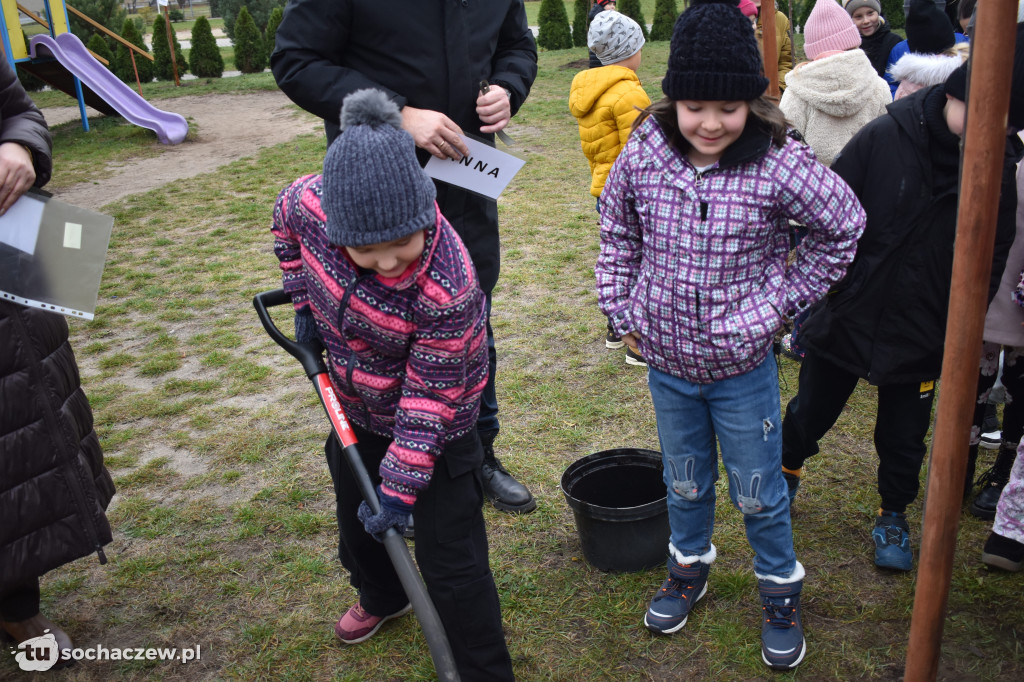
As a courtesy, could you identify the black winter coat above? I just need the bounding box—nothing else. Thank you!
[588,3,606,69]
[271,0,538,296]
[860,20,903,79]
[0,56,113,584]
[799,86,1019,385]
[0,303,115,583]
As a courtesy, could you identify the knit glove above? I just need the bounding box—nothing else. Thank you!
[294,306,318,344]
[357,489,413,542]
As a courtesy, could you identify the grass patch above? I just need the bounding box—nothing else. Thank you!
[17,38,1020,682]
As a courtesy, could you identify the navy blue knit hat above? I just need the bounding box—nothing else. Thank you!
[662,0,767,101]
[322,89,436,247]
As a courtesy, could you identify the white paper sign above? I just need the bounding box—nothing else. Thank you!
[424,136,526,200]
[156,0,169,6]
[0,194,45,254]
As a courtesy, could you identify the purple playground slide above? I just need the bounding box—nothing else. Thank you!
[29,33,188,145]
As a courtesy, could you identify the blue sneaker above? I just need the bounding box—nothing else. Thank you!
[873,511,912,571]
[643,560,709,634]
[758,578,806,670]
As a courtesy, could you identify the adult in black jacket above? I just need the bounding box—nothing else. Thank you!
[0,56,113,661]
[271,0,538,515]
[781,70,1020,572]
[588,0,616,68]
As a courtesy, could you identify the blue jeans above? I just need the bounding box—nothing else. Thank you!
[648,354,797,579]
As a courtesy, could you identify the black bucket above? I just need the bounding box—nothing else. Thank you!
[560,448,669,572]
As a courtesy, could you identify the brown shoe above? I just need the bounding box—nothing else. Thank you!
[1,614,75,669]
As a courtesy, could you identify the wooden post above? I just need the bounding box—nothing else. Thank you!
[904,2,1018,680]
[760,0,779,98]
[162,5,180,87]
[129,49,142,95]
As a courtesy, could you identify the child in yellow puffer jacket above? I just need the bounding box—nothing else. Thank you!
[569,10,650,365]
[569,10,650,201]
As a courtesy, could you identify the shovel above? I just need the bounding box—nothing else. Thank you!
[253,288,459,682]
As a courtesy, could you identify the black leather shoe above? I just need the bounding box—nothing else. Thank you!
[970,482,1005,520]
[481,456,536,513]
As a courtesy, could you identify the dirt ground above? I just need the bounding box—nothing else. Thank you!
[41,90,324,210]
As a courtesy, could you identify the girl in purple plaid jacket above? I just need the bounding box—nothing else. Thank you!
[594,0,865,670]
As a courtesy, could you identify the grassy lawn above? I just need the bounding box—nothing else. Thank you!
[8,37,1021,681]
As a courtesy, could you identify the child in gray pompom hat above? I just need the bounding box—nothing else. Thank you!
[321,88,437,247]
[270,89,514,677]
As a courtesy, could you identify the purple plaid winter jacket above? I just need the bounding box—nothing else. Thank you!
[597,115,866,384]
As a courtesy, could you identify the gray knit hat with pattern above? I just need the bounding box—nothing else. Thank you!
[322,89,436,247]
[589,11,645,66]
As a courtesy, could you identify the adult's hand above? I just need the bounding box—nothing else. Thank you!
[0,142,35,216]
[401,106,468,160]
[476,87,511,134]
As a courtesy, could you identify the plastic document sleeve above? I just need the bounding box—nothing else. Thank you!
[0,190,114,320]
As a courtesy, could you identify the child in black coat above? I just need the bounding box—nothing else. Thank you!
[781,32,1024,572]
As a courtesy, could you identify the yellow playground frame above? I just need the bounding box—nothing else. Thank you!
[1,0,71,62]
[2,0,159,133]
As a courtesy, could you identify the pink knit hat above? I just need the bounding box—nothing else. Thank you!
[804,0,862,61]
[737,0,758,17]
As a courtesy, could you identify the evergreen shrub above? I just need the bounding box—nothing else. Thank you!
[189,16,224,78]
[151,14,188,81]
[537,0,573,50]
[113,17,154,84]
[233,6,267,74]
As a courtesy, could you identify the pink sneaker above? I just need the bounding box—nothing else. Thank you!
[333,602,412,644]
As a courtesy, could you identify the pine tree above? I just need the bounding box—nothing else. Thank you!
[265,6,284,54]
[798,0,815,30]
[86,34,114,67]
[650,0,678,41]
[221,0,282,41]
[233,6,267,74]
[571,0,589,48]
[151,14,188,81]
[113,18,154,85]
[537,0,573,50]
[189,16,224,78]
[880,0,904,29]
[69,0,125,41]
[617,0,649,40]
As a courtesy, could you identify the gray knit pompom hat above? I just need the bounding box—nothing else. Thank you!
[322,89,436,247]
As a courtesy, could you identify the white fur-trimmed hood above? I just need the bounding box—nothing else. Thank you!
[783,49,888,118]
[889,52,964,88]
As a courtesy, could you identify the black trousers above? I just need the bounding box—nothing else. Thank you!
[782,350,936,514]
[324,427,514,681]
[0,577,40,622]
